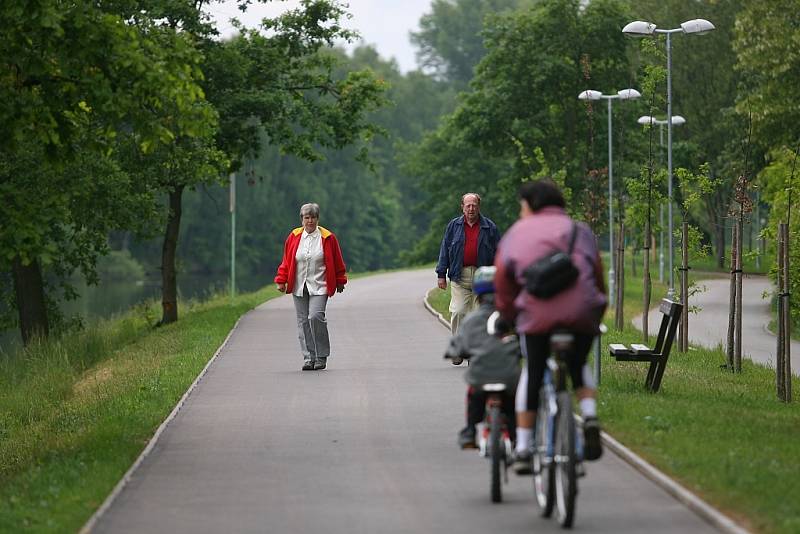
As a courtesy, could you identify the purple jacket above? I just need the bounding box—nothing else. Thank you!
[494,206,607,335]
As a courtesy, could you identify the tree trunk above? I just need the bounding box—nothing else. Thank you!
[160,185,184,326]
[11,256,49,344]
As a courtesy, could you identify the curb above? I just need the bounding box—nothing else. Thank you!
[422,290,750,534]
[422,288,452,330]
[79,316,245,533]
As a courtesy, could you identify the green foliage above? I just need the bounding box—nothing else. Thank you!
[758,146,800,321]
[675,163,720,260]
[405,0,633,262]
[734,1,800,149]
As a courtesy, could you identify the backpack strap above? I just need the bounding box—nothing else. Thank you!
[566,222,578,254]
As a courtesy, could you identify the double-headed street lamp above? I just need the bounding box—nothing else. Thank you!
[623,18,714,298]
[637,115,686,284]
[578,88,641,302]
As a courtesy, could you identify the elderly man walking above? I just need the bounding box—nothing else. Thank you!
[436,193,501,363]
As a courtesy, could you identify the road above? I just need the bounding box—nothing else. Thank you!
[636,274,798,375]
[89,269,719,533]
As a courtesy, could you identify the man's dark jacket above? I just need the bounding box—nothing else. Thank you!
[436,214,500,282]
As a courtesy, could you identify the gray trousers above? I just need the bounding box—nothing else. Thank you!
[292,285,330,362]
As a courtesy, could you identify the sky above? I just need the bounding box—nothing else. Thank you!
[208,0,434,73]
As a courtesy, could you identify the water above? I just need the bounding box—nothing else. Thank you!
[0,273,268,353]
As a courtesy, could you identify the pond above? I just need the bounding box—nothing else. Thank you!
[0,273,268,353]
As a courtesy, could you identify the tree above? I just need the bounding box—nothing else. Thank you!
[410,0,523,86]
[734,1,800,149]
[406,0,633,258]
[0,0,212,343]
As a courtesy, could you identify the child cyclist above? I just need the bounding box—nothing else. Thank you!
[444,266,522,449]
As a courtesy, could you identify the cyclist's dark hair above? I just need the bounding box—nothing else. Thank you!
[518,178,565,211]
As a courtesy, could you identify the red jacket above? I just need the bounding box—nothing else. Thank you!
[274,226,347,296]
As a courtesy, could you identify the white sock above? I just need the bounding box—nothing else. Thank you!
[516,428,532,452]
[580,398,597,419]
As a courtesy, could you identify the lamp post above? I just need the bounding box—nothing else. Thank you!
[624,18,714,298]
[229,172,236,300]
[637,115,686,284]
[578,88,642,303]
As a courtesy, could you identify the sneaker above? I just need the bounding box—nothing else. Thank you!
[302,360,315,371]
[458,426,477,449]
[451,356,464,366]
[314,359,327,370]
[512,449,533,475]
[583,417,603,461]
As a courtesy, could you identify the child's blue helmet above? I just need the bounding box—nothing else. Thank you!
[473,266,496,296]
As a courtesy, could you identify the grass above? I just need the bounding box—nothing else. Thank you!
[0,286,282,533]
[428,265,799,534]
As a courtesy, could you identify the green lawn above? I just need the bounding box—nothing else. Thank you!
[0,286,282,533]
[429,265,799,534]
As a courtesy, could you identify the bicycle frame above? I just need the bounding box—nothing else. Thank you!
[533,332,584,528]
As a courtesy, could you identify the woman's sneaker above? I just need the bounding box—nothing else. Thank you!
[583,417,603,461]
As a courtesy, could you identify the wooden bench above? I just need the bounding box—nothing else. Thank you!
[609,299,683,393]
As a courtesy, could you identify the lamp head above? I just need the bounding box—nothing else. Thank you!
[617,88,641,100]
[637,115,655,125]
[671,115,686,125]
[622,20,656,37]
[578,90,603,101]
[680,18,715,35]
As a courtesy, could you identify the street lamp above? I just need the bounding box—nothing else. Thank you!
[637,115,686,283]
[624,18,714,298]
[578,87,642,303]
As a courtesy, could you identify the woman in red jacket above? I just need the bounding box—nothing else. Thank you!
[275,203,347,371]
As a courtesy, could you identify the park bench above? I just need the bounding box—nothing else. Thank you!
[608,299,682,393]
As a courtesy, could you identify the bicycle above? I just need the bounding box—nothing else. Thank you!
[476,382,514,503]
[532,331,583,528]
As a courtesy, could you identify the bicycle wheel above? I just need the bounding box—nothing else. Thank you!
[489,405,502,503]
[554,391,577,528]
[532,388,555,516]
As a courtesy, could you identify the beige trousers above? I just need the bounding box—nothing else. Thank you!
[449,266,479,334]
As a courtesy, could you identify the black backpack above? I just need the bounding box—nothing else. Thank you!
[522,223,579,299]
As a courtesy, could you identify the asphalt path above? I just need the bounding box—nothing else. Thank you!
[90,269,719,533]
[635,274,798,376]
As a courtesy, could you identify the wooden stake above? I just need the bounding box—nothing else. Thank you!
[680,222,689,352]
[777,223,786,400]
[735,217,743,373]
[726,222,736,370]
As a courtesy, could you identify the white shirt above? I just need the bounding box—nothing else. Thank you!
[294,228,327,296]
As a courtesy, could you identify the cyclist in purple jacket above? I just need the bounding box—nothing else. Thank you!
[494,179,608,472]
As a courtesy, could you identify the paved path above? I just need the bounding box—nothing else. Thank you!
[90,270,720,533]
[635,274,798,375]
